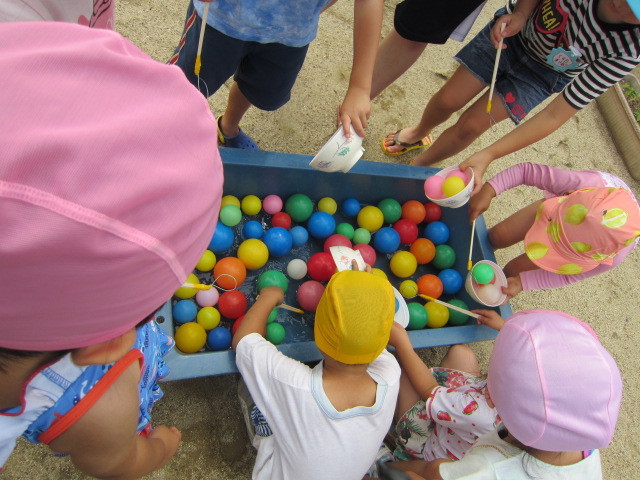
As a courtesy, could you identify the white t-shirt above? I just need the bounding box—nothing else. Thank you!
[0,0,114,29]
[439,430,603,480]
[235,333,401,480]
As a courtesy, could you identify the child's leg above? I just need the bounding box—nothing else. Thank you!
[220,83,253,137]
[439,344,481,377]
[503,253,538,277]
[395,371,422,421]
[488,199,544,249]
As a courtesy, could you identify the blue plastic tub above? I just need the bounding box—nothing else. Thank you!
[157,148,511,380]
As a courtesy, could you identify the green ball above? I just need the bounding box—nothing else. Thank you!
[431,244,456,270]
[285,193,314,222]
[267,308,278,324]
[257,270,289,293]
[407,302,428,330]
[377,198,402,224]
[336,222,355,240]
[266,323,286,345]
[447,299,470,326]
[472,263,495,285]
[219,204,242,227]
[353,227,371,245]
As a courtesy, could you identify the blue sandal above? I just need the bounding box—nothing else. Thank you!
[216,115,260,150]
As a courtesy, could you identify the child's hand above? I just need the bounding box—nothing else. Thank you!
[148,425,182,467]
[351,259,372,272]
[501,276,523,302]
[388,322,410,349]
[257,286,285,306]
[468,183,497,222]
[339,86,370,138]
[473,309,505,331]
[490,12,527,48]
[459,151,493,196]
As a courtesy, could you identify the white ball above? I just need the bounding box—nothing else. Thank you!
[478,284,502,305]
[287,259,307,280]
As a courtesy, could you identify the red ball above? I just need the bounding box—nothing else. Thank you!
[353,243,376,266]
[272,212,292,229]
[417,274,443,299]
[297,280,325,311]
[401,200,426,224]
[307,252,337,282]
[218,290,248,319]
[424,202,442,223]
[231,315,244,335]
[393,219,419,245]
[323,234,352,253]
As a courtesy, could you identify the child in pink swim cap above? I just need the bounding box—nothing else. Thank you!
[0,22,222,477]
[468,162,640,302]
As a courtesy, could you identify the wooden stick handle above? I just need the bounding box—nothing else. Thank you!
[486,22,506,113]
[418,294,480,319]
[278,303,305,314]
[468,219,476,271]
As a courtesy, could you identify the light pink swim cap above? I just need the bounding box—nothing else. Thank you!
[0,23,223,350]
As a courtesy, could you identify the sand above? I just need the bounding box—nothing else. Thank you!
[2,1,638,479]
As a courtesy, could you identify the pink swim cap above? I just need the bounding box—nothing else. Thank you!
[0,23,223,350]
[488,309,622,451]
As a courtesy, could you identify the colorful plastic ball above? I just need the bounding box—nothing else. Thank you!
[390,251,418,278]
[173,299,198,324]
[446,169,468,181]
[175,322,207,353]
[352,228,371,245]
[307,252,336,282]
[424,221,450,245]
[232,315,244,335]
[263,194,283,215]
[425,301,449,328]
[399,280,419,299]
[472,263,495,285]
[287,258,307,280]
[342,198,361,217]
[243,220,264,239]
[237,239,269,270]
[285,193,314,222]
[221,195,240,208]
[241,195,262,215]
[266,323,286,345]
[297,280,325,311]
[353,243,376,266]
[213,256,247,290]
[431,244,456,270]
[447,299,470,326]
[417,274,443,299]
[195,249,216,272]
[206,326,232,351]
[373,227,401,254]
[407,303,428,330]
[393,219,419,245]
[401,200,426,224]
[196,288,219,307]
[290,226,309,247]
[423,202,442,223]
[478,284,503,305]
[307,211,336,239]
[336,222,355,239]
[410,238,436,264]
[371,268,388,280]
[438,269,463,295]
[257,270,289,293]
[377,198,403,223]
[442,176,466,197]
[174,273,199,299]
[357,206,384,232]
[209,222,234,254]
[318,197,338,215]
[263,227,294,257]
[217,290,248,319]
[197,306,221,330]
[424,176,445,199]
[219,204,242,227]
[272,211,292,230]
[323,234,352,253]
[267,308,278,324]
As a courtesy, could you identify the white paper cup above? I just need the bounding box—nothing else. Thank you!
[424,166,474,208]
[464,260,507,307]
[310,127,364,173]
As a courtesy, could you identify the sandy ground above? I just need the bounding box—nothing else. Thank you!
[3,1,639,479]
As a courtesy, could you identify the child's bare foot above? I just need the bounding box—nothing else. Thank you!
[381,127,432,156]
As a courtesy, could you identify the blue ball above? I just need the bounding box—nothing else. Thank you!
[307,211,336,239]
[438,269,463,295]
[424,221,450,245]
[243,220,264,239]
[206,326,232,351]
[172,300,197,324]
[263,227,294,257]
[209,222,234,253]
[373,227,401,254]
[342,198,361,217]
[290,225,309,247]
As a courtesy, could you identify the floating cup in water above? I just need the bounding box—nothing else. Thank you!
[424,166,474,208]
[465,260,507,307]
[310,127,364,173]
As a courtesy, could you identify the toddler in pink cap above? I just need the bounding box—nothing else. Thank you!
[0,22,222,478]
[468,162,640,302]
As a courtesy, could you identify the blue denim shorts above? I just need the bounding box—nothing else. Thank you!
[454,9,571,124]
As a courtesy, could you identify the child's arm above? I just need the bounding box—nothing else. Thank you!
[473,309,506,331]
[490,0,540,48]
[232,286,284,349]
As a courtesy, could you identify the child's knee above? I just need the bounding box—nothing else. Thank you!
[455,113,489,141]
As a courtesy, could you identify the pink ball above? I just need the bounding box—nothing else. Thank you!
[353,243,376,266]
[393,219,419,245]
[323,234,352,253]
[196,288,219,307]
[263,194,283,215]
[424,175,444,199]
[307,252,337,282]
[297,280,325,312]
[446,169,469,184]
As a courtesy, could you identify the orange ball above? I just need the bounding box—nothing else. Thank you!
[417,274,443,299]
[410,238,436,264]
[213,257,247,290]
[401,200,427,224]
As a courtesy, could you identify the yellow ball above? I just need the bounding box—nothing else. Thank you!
[425,301,449,328]
[196,250,216,271]
[241,195,262,215]
[197,307,221,330]
[389,251,418,278]
[237,239,269,270]
[371,268,388,280]
[174,322,207,353]
[357,206,384,232]
[174,273,199,299]
[318,197,338,215]
[399,280,418,299]
[442,177,466,197]
[221,195,241,208]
